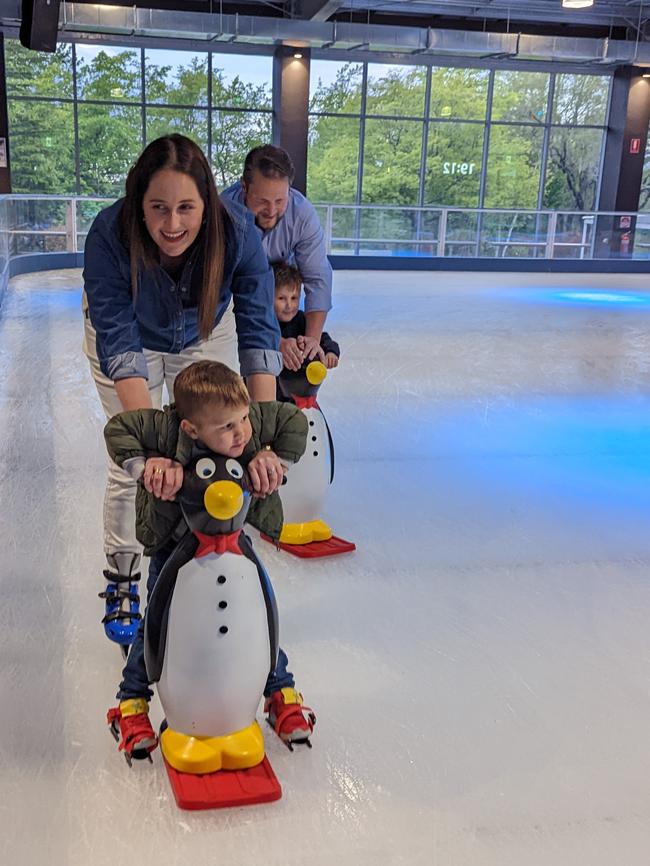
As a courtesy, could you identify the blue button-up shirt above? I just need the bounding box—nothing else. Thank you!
[83,196,282,381]
[221,182,332,314]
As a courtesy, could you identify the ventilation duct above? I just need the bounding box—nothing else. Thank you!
[0,1,649,67]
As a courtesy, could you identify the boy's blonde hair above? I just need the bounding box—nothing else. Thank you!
[173,361,249,421]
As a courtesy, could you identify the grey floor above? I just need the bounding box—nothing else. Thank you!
[2,268,650,865]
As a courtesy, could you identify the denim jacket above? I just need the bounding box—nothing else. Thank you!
[83,196,282,381]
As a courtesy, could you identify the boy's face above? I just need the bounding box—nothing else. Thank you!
[274,282,301,323]
[181,402,252,457]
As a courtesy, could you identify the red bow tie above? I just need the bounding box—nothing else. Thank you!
[194,530,242,558]
[294,395,318,409]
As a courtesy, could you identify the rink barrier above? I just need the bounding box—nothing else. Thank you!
[1,196,650,306]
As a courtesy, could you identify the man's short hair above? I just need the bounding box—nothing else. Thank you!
[174,361,249,421]
[243,145,295,185]
[272,261,302,291]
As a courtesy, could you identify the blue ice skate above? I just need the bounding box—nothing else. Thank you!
[99,553,141,653]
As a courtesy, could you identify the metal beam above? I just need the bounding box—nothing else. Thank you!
[298,0,344,22]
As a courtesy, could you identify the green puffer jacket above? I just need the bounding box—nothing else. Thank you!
[104,401,308,554]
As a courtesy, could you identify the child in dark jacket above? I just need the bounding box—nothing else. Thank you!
[273,261,340,373]
[103,360,315,761]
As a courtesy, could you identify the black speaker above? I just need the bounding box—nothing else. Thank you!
[19,0,61,53]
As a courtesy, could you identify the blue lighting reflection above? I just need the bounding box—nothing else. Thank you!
[550,290,650,307]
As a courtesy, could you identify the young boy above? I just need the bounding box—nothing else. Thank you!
[103,360,315,760]
[273,261,340,373]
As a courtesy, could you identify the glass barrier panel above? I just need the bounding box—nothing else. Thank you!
[3,196,650,266]
[552,212,592,259]
[479,212,549,258]
[77,199,114,234]
[445,211,478,256]
[8,198,67,228]
[329,207,356,254]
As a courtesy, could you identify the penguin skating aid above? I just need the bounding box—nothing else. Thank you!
[265,360,356,558]
[142,453,283,809]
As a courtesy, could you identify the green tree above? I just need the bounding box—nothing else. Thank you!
[211,67,272,187]
[543,128,602,210]
[76,49,143,196]
[5,40,75,194]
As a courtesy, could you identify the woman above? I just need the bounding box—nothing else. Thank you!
[83,134,281,645]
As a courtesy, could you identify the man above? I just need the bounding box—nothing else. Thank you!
[221,145,333,371]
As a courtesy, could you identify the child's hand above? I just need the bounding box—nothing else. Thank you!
[297,334,325,363]
[247,449,285,498]
[325,352,339,369]
[143,457,184,501]
[280,337,303,371]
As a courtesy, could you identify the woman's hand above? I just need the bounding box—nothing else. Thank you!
[280,337,303,371]
[297,334,325,363]
[324,352,339,369]
[247,448,285,498]
[143,457,184,501]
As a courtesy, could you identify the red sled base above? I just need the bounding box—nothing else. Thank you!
[163,755,282,810]
[262,534,356,558]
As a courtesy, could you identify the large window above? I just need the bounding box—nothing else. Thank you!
[543,75,610,211]
[5,40,273,195]
[424,122,484,208]
[308,59,363,207]
[484,125,544,209]
[5,40,612,217]
[307,60,610,214]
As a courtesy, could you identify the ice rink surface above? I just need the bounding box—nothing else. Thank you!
[2,267,650,865]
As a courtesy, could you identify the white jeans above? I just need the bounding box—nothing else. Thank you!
[83,295,239,562]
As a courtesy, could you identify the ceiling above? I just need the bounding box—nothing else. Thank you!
[327,0,650,33]
[63,0,650,41]
[3,0,650,65]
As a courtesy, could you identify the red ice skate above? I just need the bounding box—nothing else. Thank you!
[107,698,158,766]
[264,687,316,750]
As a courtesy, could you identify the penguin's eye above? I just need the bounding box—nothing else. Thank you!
[195,458,216,479]
[225,459,244,479]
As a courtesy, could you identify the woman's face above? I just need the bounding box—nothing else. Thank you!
[142,168,205,260]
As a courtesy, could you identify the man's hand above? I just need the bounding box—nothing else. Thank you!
[280,336,303,371]
[297,334,325,363]
[324,352,339,369]
[247,448,285,498]
[143,457,184,501]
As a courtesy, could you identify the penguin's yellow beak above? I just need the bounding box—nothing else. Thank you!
[204,480,244,520]
[306,361,327,385]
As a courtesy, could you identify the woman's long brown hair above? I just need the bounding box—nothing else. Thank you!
[120,134,226,341]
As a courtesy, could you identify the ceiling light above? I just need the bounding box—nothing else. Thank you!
[561,0,594,8]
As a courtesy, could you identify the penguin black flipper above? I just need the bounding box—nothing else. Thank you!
[240,532,279,674]
[321,407,335,484]
[144,529,199,683]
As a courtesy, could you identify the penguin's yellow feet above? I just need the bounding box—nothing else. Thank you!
[160,720,265,774]
[279,519,333,545]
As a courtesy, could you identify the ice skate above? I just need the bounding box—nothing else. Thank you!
[99,553,141,654]
[264,687,316,750]
[107,698,158,766]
